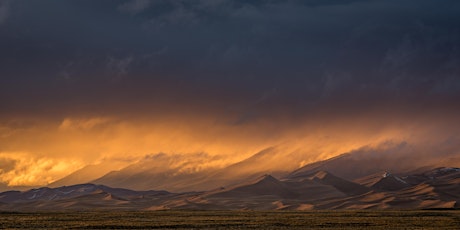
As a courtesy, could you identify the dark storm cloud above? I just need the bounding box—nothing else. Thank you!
[1,0,460,120]
[0,0,10,24]
[118,0,152,14]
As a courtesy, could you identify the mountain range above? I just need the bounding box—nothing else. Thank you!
[51,143,460,193]
[1,148,459,211]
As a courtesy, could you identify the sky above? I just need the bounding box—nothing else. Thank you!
[1,0,460,188]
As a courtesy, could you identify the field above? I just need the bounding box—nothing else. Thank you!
[0,210,459,229]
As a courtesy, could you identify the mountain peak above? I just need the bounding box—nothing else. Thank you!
[371,173,409,191]
[248,174,282,187]
[382,172,391,178]
[258,174,277,182]
[310,170,331,180]
[305,170,369,196]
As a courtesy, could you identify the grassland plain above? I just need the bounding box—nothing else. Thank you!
[0,210,459,229]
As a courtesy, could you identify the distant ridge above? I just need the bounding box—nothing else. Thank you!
[0,156,458,210]
[208,174,295,198]
[45,145,460,194]
[306,171,369,195]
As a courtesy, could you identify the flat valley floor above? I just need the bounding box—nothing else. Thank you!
[0,210,459,229]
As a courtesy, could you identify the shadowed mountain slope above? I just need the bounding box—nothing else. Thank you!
[355,172,410,191]
[0,161,458,211]
[91,148,301,192]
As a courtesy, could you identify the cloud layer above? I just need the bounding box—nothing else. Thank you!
[0,0,459,187]
[1,0,459,117]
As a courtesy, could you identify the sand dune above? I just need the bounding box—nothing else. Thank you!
[0,162,458,211]
[289,170,369,195]
[356,172,410,191]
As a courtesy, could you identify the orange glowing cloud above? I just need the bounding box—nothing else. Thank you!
[0,152,83,186]
[0,104,459,188]
[59,117,113,131]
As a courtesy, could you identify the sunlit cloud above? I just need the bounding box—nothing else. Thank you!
[59,117,112,131]
[0,103,458,188]
[0,152,83,186]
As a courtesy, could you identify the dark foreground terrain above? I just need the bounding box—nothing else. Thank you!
[0,210,459,229]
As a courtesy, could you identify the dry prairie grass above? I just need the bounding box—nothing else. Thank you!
[0,210,459,229]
